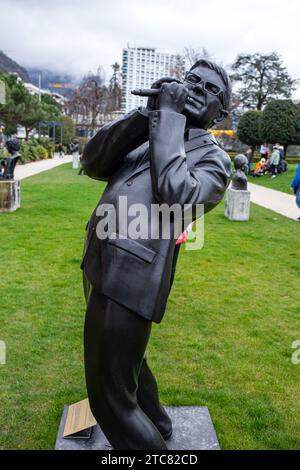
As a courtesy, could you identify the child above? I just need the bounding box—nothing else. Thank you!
[254,158,266,176]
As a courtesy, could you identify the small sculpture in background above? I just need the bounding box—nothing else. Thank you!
[70,140,80,170]
[0,138,22,180]
[231,154,249,191]
[225,153,250,221]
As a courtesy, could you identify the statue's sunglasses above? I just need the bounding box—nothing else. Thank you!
[184,72,225,108]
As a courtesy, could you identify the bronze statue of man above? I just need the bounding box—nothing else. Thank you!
[81,60,232,450]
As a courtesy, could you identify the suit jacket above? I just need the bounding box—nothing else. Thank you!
[81,108,232,323]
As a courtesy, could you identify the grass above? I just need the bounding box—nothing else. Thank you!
[248,163,298,194]
[0,163,300,450]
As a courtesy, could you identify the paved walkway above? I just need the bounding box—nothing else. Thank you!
[14,154,72,180]
[248,182,299,221]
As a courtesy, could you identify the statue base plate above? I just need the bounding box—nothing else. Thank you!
[225,187,250,221]
[55,405,220,450]
[0,179,20,212]
[72,152,79,169]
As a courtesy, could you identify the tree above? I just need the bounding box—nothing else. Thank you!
[170,54,186,81]
[237,110,263,154]
[0,73,44,138]
[26,94,61,139]
[67,66,108,133]
[58,114,75,145]
[183,47,213,69]
[170,47,215,80]
[261,100,300,149]
[0,72,61,138]
[231,52,296,110]
[13,92,61,140]
[18,93,44,139]
[107,62,122,112]
[0,72,28,134]
[41,93,61,117]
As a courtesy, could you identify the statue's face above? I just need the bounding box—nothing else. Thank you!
[242,163,249,174]
[182,65,226,129]
[234,155,249,173]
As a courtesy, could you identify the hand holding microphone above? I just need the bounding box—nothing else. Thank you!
[131,77,189,114]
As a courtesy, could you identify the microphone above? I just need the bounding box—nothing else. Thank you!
[131,88,160,97]
[131,78,184,97]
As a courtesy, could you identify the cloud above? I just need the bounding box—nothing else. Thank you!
[1,0,300,97]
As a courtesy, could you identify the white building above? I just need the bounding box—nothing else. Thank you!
[24,81,50,97]
[121,46,178,114]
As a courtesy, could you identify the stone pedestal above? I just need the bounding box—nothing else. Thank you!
[55,405,220,450]
[225,187,250,221]
[72,152,79,169]
[0,180,20,212]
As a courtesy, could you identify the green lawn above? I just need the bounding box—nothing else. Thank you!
[249,163,298,194]
[0,163,300,450]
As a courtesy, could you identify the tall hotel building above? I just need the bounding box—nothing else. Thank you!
[121,46,178,114]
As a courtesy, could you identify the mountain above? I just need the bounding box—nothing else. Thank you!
[27,67,80,95]
[0,50,30,82]
[0,51,81,95]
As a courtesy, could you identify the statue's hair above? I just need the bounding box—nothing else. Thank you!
[6,138,20,153]
[234,154,248,169]
[190,59,232,111]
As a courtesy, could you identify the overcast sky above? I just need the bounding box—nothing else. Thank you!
[1,0,300,96]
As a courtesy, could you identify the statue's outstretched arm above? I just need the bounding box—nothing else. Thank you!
[82,109,148,181]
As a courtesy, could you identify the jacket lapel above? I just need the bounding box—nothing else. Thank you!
[184,134,212,153]
[128,132,214,180]
[129,148,150,179]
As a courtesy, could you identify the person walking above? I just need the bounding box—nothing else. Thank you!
[278,144,284,161]
[291,162,300,221]
[260,143,269,159]
[270,144,280,178]
[58,143,64,158]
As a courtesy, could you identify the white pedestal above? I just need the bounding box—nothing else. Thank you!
[225,187,250,221]
[0,180,21,212]
[72,152,79,169]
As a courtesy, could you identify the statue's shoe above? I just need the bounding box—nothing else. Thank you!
[154,419,172,441]
[162,428,173,441]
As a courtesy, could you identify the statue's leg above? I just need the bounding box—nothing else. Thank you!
[82,270,92,304]
[137,358,172,440]
[84,287,168,450]
[134,245,180,440]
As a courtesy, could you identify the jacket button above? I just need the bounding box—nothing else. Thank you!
[127,181,133,186]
